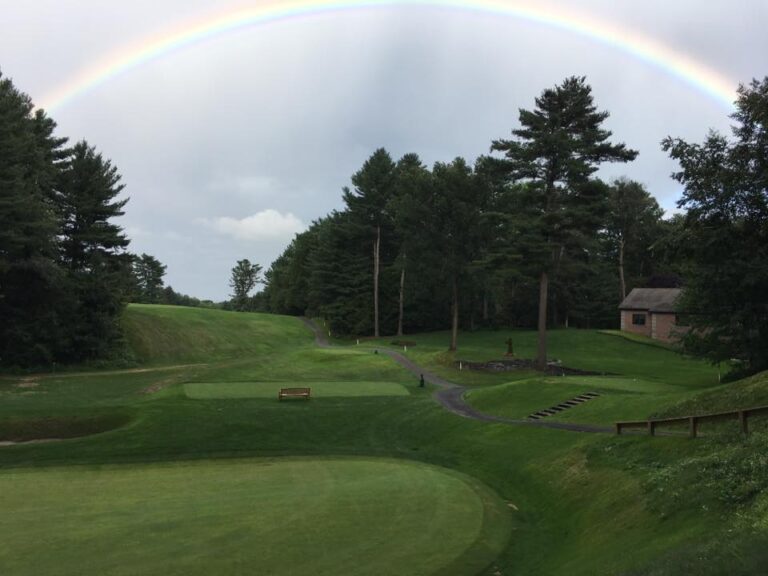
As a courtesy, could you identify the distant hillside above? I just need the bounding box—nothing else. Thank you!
[122,304,311,365]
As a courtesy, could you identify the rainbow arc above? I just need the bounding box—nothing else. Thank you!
[39,0,738,112]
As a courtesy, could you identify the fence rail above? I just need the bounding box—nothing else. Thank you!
[615,405,768,438]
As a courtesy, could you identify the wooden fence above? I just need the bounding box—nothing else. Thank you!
[615,405,768,438]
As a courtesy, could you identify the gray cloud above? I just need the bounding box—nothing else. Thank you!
[2,0,764,299]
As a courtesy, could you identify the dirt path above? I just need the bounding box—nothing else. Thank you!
[301,318,612,434]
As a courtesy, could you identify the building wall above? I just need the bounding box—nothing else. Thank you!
[652,313,687,343]
[620,310,651,338]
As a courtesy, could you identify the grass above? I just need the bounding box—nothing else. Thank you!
[343,328,718,388]
[465,375,697,425]
[122,304,312,365]
[0,457,510,576]
[1,304,766,575]
[184,381,411,399]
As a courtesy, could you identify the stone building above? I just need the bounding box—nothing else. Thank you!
[618,288,685,343]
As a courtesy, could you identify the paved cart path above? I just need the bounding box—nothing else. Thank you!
[301,318,612,434]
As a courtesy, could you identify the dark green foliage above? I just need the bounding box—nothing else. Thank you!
[492,76,637,365]
[606,178,666,300]
[663,77,768,373]
[342,148,398,337]
[307,212,372,334]
[264,79,644,346]
[0,72,69,365]
[229,258,262,311]
[0,73,131,367]
[57,141,133,362]
[623,530,768,576]
[132,253,167,303]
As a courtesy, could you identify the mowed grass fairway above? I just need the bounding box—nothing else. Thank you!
[2,304,765,575]
[0,458,509,576]
[185,381,410,399]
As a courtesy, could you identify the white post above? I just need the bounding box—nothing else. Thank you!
[404,345,407,352]
[357,339,360,345]
[459,362,463,371]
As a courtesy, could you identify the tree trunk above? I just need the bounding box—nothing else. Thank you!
[482,291,489,322]
[373,225,380,338]
[397,252,405,337]
[450,276,459,351]
[537,270,549,370]
[618,236,626,301]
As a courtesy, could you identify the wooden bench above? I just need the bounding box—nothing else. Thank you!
[278,387,311,401]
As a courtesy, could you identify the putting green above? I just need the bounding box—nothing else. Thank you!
[184,380,410,399]
[0,457,510,576]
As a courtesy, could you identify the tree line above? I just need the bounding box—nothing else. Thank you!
[3,68,766,375]
[262,75,768,375]
[262,77,672,367]
[1,71,133,367]
[0,73,218,368]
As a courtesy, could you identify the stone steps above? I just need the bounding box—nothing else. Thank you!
[527,392,601,420]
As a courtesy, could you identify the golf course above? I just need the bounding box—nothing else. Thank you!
[2,304,768,575]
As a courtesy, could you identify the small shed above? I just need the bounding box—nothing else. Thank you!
[618,288,684,343]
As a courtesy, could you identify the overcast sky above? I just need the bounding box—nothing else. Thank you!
[2,0,766,300]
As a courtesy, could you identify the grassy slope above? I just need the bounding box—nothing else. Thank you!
[1,306,765,575]
[340,327,717,388]
[122,304,312,365]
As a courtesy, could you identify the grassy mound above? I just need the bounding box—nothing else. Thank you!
[466,375,695,425]
[122,305,311,365]
[0,457,511,576]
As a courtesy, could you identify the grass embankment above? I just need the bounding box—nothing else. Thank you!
[2,305,767,574]
[123,304,312,365]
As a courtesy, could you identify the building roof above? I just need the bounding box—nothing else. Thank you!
[618,288,682,313]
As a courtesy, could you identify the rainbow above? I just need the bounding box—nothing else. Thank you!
[39,0,738,112]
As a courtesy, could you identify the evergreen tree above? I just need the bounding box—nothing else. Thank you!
[307,212,371,334]
[492,76,637,369]
[132,253,167,303]
[400,158,486,350]
[342,148,397,337]
[58,141,132,361]
[391,153,431,336]
[0,72,69,365]
[263,225,318,316]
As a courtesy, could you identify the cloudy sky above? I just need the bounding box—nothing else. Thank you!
[2,0,766,300]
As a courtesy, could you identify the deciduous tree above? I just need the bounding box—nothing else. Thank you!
[229,259,262,311]
[663,77,768,374]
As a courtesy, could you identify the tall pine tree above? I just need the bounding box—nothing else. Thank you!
[0,72,69,365]
[342,148,396,337]
[58,141,132,361]
[492,77,637,369]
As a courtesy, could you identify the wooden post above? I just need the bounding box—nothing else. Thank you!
[739,410,749,435]
[615,423,622,435]
[647,421,656,436]
[689,416,698,439]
